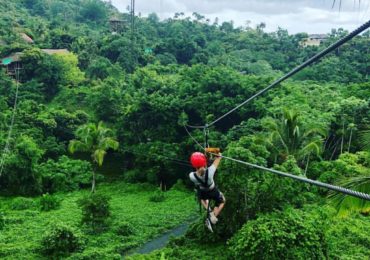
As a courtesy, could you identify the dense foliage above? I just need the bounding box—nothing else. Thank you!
[227,207,328,259]
[0,0,369,259]
[40,223,85,257]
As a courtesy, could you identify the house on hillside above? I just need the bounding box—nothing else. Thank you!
[19,33,34,44]
[1,49,70,77]
[300,34,328,47]
[1,52,22,76]
[109,16,125,34]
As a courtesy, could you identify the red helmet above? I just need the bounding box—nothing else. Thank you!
[190,152,207,168]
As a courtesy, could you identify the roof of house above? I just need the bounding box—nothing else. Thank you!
[41,49,70,55]
[109,17,123,22]
[19,33,34,43]
[1,52,22,65]
[1,49,70,65]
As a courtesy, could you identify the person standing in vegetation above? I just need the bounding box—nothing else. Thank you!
[189,152,225,232]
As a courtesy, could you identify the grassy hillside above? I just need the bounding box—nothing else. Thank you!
[0,182,196,259]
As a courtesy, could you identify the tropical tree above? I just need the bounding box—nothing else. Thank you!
[263,109,326,170]
[68,121,119,192]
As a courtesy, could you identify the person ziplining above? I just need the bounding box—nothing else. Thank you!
[189,149,225,232]
[183,20,370,227]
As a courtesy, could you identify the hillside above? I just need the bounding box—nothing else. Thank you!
[0,0,369,259]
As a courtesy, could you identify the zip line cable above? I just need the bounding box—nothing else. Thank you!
[184,125,370,201]
[0,68,21,177]
[184,19,370,200]
[187,19,370,129]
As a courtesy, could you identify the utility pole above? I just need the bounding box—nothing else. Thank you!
[130,0,137,72]
[131,0,135,40]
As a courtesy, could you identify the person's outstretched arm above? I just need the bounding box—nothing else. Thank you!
[212,153,222,169]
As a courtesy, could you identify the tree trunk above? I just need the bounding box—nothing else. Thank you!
[340,121,345,154]
[330,142,339,160]
[348,128,353,153]
[92,170,96,193]
[304,154,310,176]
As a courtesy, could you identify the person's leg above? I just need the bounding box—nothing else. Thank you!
[213,192,226,217]
[201,199,209,210]
[213,202,225,217]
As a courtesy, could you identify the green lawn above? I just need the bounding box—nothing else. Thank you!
[0,182,197,259]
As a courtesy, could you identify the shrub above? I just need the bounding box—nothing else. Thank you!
[40,223,84,257]
[227,207,328,260]
[39,193,61,211]
[149,190,166,202]
[115,222,136,236]
[77,193,111,230]
[0,135,44,195]
[36,156,94,193]
[184,219,223,244]
[11,197,37,210]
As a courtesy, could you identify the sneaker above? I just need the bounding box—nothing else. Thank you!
[219,192,225,202]
[205,218,213,232]
[209,212,218,224]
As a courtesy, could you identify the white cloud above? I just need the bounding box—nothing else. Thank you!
[110,0,370,33]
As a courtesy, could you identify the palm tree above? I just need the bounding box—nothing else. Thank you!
[69,121,119,193]
[264,109,326,170]
[329,175,370,217]
[347,123,356,152]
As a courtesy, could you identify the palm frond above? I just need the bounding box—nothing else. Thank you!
[99,137,119,151]
[303,127,327,138]
[328,175,370,217]
[93,149,107,167]
[68,140,90,154]
[358,129,370,151]
[300,141,322,156]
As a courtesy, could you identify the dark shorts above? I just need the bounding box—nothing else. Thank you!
[197,187,225,206]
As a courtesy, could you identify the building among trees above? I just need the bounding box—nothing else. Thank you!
[300,34,328,47]
[1,49,70,77]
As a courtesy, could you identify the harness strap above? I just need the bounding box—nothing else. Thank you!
[193,169,212,189]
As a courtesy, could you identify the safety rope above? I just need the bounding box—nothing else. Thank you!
[184,125,370,201]
[0,68,21,177]
[187,19,370,129]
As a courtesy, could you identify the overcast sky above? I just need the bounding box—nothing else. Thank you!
[110,0,370,34]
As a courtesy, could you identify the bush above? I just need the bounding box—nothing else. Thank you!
[227,207,328,260]
[77,193,111,230]
[40,223,84,257]
[184,219,224,244]
[0,135,44,195]
[149,190,166,202]
[36,156,94,193]
[11,197,37,210]
[115,222,136,236]
[39,193,61,211]
[327,213,370,259]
